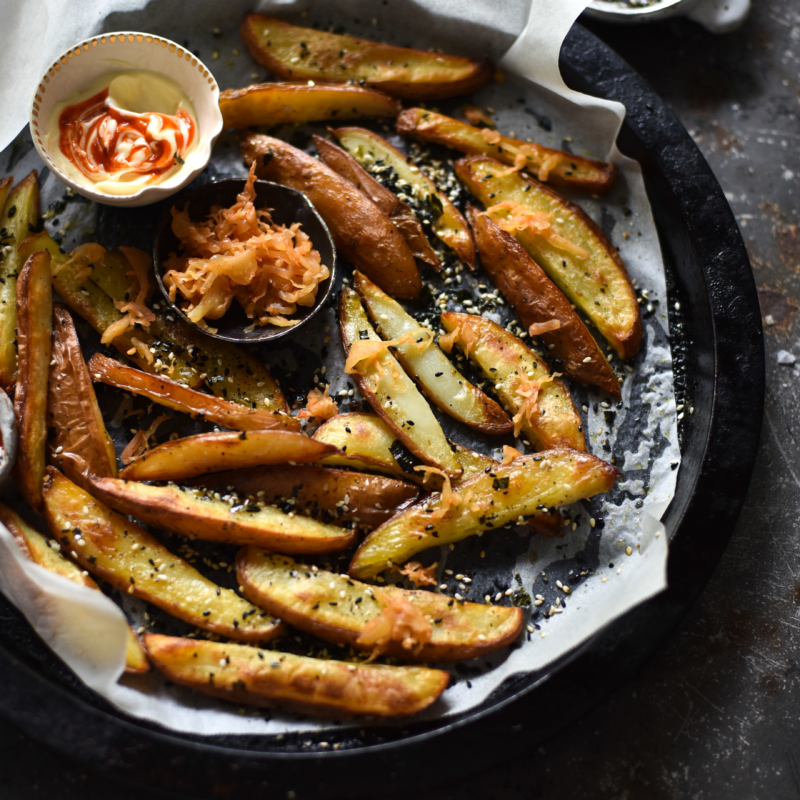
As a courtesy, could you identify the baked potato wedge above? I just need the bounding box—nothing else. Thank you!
[0,503,149,674]
[42,469,282,643]
[119,430,336,482]
[238,551,523,662]
[48,306,118,492]
[88,353,300,433]
[454,156,642,359]
[314,135,441,270]
[340,288,461,478]
[350,449,619,579]
[144,633,448,717]
[91,477,357,554]
[240,13,492,101]
[0,172,39,388]
[241,132,421,299]
[13,251,52,512]
[333,126,475,268]
[355,271,511,434]
[314,413,491,490]
[189,465,419,529]
[469,209,620,397]
[441,313,585,451]
[220,82,400,129]
[397,108,617,194]
[18,232,291,414]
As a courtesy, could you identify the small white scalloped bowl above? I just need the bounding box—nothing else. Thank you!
[29,32,223,208]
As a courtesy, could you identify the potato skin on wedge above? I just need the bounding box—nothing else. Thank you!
[0,502,149,674]
[90,478,357,554]
[220,82,401,129]
[42,469,282,643]
[455,156,642,359]
[397,108,617,194]
[240,13,492,101]
[48,307,118,492]
[241,132,421,299]
[119,430,336,482]
[314,135,441,270]
[333,126,475,268]
[238,551,523,662]
[13,251,52,512]
[88,353,300,432]
[356,271,511,435]
[0,172,39,388]
[340,288,462,478]
[468,209,620,397]
[350,449,619,579]
[189,465,419,529]
[441,312,585,451]
[144,633,448,718]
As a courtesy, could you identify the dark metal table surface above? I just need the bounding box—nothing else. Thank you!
[1,2,798,798]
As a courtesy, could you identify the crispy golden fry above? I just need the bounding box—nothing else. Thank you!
[119,430,335,482]
[220,82,401,129]
[240,13,492,100]
[189,465,419,529]
[13,251,52,512]
[333,126,475,267]
[468,208,620,397]
[397,108,617,194]
[238,551,523,662]
[441,312,585,451]
[42,469,282,643]
[454,156,642,359]
[350,449,618,579]
[18,232,291,414]
[0,503,149,674]
[313,413,488,490]
[241,132,422,300]
[88,353,300,433]
[48,306,118,492]
[0,172,39,388]
[340,288,462,478]
[314,412,419,478]
[144,633,448,717]
[90,478,357,554]
[314,135,441,269]
[355,272,511,434]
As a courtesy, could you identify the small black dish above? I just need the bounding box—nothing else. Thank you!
[152,178,337,344]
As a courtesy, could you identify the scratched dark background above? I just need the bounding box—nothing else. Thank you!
[1,1,799,798]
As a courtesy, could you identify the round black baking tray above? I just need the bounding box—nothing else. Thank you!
[0,22,763,800]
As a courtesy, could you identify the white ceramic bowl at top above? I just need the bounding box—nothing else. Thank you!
[29,32,223,208]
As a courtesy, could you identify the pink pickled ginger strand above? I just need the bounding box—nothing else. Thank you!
[163,162,329,328]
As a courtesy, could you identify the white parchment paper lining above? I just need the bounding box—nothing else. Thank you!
[0,0,679,735]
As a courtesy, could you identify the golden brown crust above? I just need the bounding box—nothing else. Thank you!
[88,353,300,432]
[219,82,401,129]
[118,430,337,482]
[237,550,524,662]
[397,108,616,194]
[468,209,621,397]
[240,13,492,101]
[241,132,421,299]
[314,136,441,269]
[48,306,119,492]
[188,464,420,529]
[90,477,358,554]
[145,633,449,717]
[13,251,52,512]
